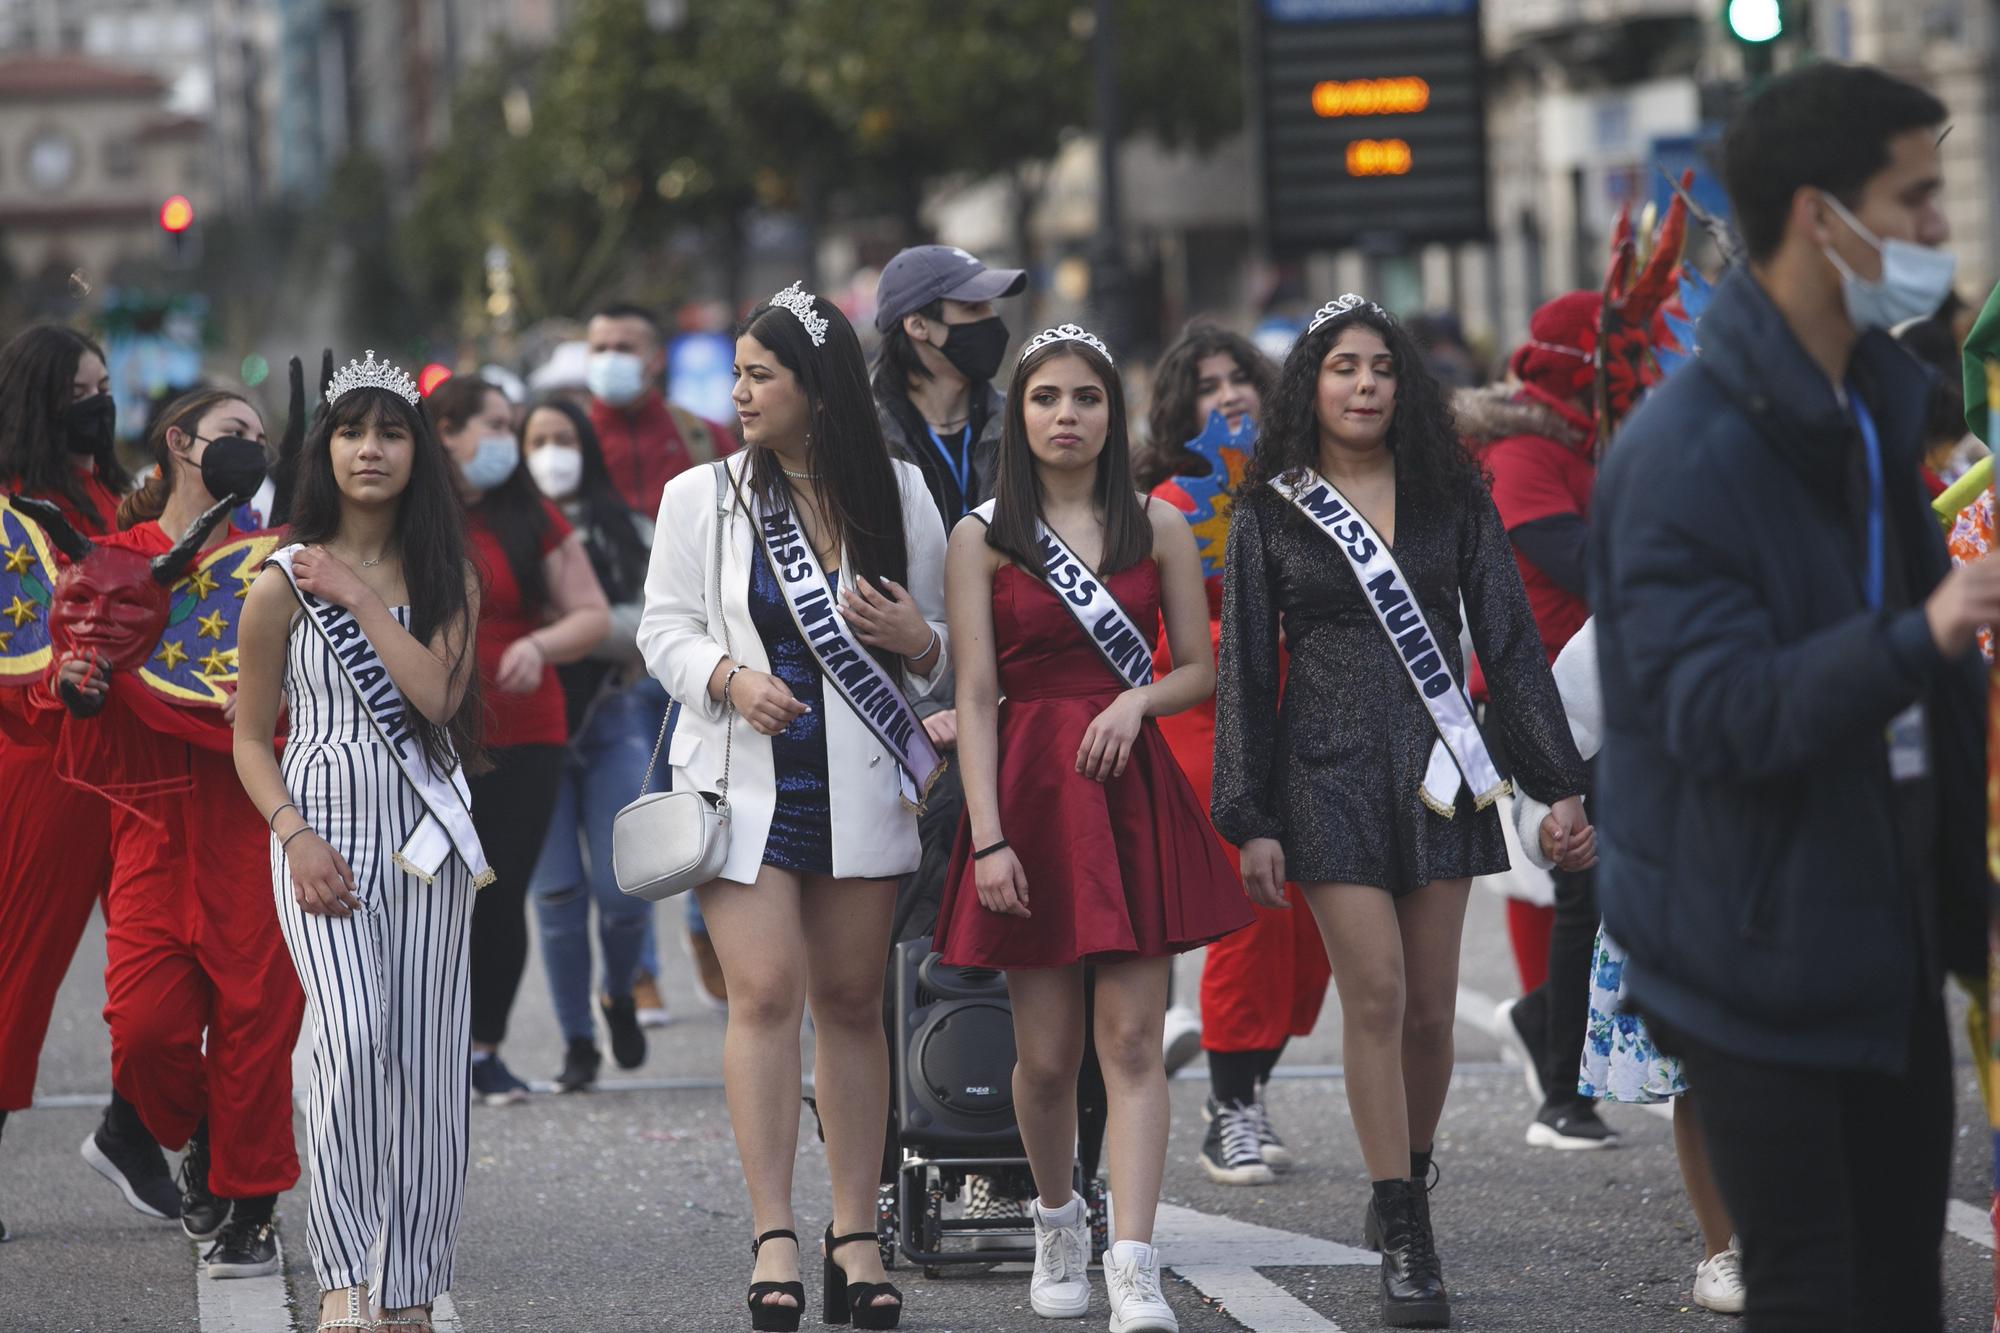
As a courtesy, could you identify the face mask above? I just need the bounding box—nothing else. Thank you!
[63,393,115,456]
[526,444,584,499]
[195,434,269,502]
[1819,193,1957,332]
[939,316,1010,383]
[460,434,520,492]
[587,350,648,407]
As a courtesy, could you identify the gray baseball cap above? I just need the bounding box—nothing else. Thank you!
[874,245,1027,332]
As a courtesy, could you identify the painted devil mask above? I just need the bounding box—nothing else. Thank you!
[11,494,236,712]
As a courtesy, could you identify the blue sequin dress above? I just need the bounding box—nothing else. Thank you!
[747,543,834,875]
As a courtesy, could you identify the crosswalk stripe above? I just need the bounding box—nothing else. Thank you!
[192,1236,292,1333]
[1155,1201,1371,1332]
[1948,1199,1994,1250]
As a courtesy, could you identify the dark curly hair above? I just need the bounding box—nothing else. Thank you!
[1244,301,1484,510]
[1136,322,1277,492]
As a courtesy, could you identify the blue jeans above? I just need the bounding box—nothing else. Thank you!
[530,678,673,1042]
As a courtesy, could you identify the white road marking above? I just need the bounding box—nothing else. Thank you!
[192,1236,293,1333]
[433,1292,465,1331]
[1156,1201,1371,1332]
[1948,1199,1994,1250]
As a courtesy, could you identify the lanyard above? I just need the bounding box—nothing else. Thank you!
[925,423,973,510]
[1850,387,1885,612]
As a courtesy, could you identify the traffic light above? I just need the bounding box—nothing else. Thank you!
[158,194,197,268]
[1723,0,1782,79]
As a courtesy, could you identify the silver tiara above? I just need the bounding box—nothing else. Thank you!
[770,281,828,348]
[325,349,420,407]
[1306,293,1389,336]
[1020,323,1113,366]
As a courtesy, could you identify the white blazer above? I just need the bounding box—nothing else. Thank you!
[636,452,951,885]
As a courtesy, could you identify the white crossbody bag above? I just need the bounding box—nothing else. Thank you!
[612,463,736,900]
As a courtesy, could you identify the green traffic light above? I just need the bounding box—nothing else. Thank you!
[1726,0,1783,42]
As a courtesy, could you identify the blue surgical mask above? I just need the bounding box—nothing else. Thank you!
[460,434,520,491]
[586,350,647,407]
[1819,193,1957,333]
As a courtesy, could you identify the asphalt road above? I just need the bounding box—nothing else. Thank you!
[3,887,1995,1331]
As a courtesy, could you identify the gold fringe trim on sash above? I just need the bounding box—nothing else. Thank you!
[471,866,497,890]
[899,758,949,815]
[1420,786,1457,819]
[1473,778,1513,812]
[392,851,437,885]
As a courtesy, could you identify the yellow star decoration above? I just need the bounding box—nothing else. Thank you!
[233,569,257,599]
[3,595,36,628]
[3,543,33,574]
[156,639,188,670]
[181,567,219,600]
[0,630,13,652]
[197,646,232,677]
[195,609,228,640]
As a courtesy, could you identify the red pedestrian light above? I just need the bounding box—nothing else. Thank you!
[419,364,454,397]
[158,195,195,234]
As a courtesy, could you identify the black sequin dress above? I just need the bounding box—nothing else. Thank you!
[1211,472,1584,894]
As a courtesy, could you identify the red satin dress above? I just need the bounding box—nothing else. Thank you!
[934,561,1251,970]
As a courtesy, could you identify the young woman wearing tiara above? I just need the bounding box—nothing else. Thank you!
[638,283,950,1331]
[1212,296,1591,1328]
[933,323,1264,1333]
[234,352,487,1333]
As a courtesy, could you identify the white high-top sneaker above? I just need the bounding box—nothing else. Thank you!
[1104,1240,1177,1332]
[1030,1196,1091,1318]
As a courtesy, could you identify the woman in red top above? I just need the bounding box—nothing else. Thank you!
[1135,323,1331,1188]
[0,325,144,1239]
[427,376,609,1103]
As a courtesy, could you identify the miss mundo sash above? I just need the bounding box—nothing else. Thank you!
[970,499,1154,690]
[267,546,495,887]
[1272,469,1507,818]
[748,486,943,808]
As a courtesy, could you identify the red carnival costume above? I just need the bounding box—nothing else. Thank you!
[5,494,302,1198]
[1150,419,1329,1054]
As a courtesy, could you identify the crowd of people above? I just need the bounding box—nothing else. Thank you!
[0,58,1994,1333]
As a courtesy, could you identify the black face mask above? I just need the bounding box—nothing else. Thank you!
[63,394,115,456]
[196,435,269,502]
[940,316,1010,384]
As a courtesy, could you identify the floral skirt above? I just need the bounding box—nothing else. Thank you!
[1577,926,1687,1104]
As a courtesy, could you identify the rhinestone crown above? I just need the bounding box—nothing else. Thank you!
[1019,322,1113,366]
[325,349,421,407]
[770,281,828,348]
[1306,293,1390,336]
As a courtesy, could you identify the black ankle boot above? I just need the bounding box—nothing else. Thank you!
[1371,1178,1450,1328]
[1363,1149,1438,1250]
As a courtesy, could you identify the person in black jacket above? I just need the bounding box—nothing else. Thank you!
[1592,63,2000,1333]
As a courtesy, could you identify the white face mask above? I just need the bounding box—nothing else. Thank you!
[460,434,520,492]
[526,443,584,499]
[586,350,648,407]
[1818,192,1956,332]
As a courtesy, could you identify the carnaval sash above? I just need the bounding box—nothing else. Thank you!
[971,499,1154,690]
[267,545,496,888]
[746,485,943,808]
[1272,469,1507,818]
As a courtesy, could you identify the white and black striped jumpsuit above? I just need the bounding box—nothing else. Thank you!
[271,605,473,1309]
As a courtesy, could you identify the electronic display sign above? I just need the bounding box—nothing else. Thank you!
[1254,0,1489,250]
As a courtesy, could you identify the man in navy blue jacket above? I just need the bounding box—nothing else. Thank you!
[1593,64,2000,1331]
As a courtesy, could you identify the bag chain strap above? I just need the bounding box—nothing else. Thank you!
[636,461,737,807]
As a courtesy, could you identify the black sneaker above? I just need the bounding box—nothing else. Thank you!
[470,1054,530,1106]
[203,1210,280,1278]
[555,1038,601,1093]
[1248,1096,1294,1172]
[1199,1098,1275,1185]
[1525,1099,1619,1151]
[178,1123,228,1240]
[600,994,648,1070]
[81,1101,181,1220]
[1493,992,1549,1105]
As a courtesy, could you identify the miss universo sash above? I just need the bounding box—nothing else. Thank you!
[747,488,943,808]
[267,546,496,887]
[1272,469,1508,818]
[970,499,1155,690]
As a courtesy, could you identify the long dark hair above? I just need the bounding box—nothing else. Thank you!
[738,291,910,677]
[427,375,550,611]
[0,325,132,530]
[987,337,1153,577]
[289,386,482,774]
[525,395,649,603]
[1137,322,1277,491]
[1245,302,1484,509]
[118,388,250,530]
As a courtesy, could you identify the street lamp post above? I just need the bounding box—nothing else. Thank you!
[1092,0,1130,351]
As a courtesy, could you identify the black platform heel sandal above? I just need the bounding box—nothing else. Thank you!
[822,1225,902,1329]
[748,1229,804,1332]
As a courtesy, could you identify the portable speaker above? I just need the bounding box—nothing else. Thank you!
[892,938,1024,1155]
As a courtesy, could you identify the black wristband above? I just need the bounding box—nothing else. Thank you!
[972,838,1010,861]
